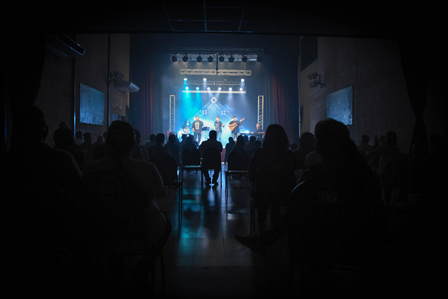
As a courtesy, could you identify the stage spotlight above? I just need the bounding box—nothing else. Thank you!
[185,86,189,90]
[171,55,177,62]
[196,87,199,90]
[218,87,222,91]
[242,56,248,62]
[239,88,243,91]
[229,87,232,91]
[241,78,245,82]
[228,56,234,63]
[207,87,210,91]
[257,55,262,62]
[219,56,224,62]
[182,55,188,62]
[197,56,202,62]
[207,56,213,62]
[203,78,207,81]
[184,78,187,81]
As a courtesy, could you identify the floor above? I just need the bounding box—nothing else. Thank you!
[148,164,436,298]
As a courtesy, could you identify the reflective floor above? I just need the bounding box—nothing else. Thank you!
[152,164,434,298]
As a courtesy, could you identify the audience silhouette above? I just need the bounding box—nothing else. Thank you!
[165,133,182,166]
[199,130,223,186]
[249,124,297,232]
[236,119,386,262]
[294,132,315,171]
[77,120,172,296]
[3,105,82,296]
[224,136,235,163]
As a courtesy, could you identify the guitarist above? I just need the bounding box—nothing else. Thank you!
[228,116,245,140]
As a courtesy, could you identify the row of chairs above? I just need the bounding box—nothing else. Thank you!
[148,147,253,215]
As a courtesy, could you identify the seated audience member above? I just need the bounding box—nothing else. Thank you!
[181,135,197,153]
[294,132,315,170]
[248,139,262,159]
[232,135,248,154]
[199,130,223,185]
[131,129,149,161]
[366,131,401,175]
[165,133,181,166]
[143,133,156,151]
[236,119,385,260]
[3,105,82,296]
[79,132,94,163]
[357,134,372,157]
[304,150,322,169]
[147,133,170,157]
[224,137,235,163]
[247,135,256,152]
[74,130,83,145]
[79,121,171,271]
[53,121,86,168]
[248,124,297,232]
[249,124,296,183]
[92,136,104,147]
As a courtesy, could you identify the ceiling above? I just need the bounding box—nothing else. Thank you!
[27,1,433,39]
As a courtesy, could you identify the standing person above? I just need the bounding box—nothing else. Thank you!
[192,115,204,145]
[228,116,244,140]
[214,116,225,142]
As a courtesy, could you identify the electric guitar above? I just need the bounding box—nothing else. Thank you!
[228,118,245,130]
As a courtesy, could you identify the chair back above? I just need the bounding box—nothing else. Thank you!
[149,151,179,186]
[288,177,386,267]
[227,150,249,170]
[202,147,222,170]
[254,158,296,206]
[181,147,201,166]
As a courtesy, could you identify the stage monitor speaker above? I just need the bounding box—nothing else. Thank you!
[46,34,85,57]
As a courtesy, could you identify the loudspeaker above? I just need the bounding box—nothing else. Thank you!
[46,34,85,57]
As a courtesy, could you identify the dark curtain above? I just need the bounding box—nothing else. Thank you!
[130,64,164,141]
[272,75,294,142]
[398,38,430,153]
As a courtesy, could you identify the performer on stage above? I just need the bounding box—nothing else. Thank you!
[255,123,264,140]
[228,116,244,140]
[192,115,204,144]
[214,116,225,142]
[182,119,191,133]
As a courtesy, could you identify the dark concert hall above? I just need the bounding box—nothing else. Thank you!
[3,2,445,298]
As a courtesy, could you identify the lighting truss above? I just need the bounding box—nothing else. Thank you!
[258,95,264,130]
[186,80,242,86]
[182,89,245,94]
[169,95,175,132]
[180,69,251,76]
[170,47,263,62]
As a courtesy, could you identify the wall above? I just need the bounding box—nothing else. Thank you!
[300,36,415,151]
[35,34,130,147]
